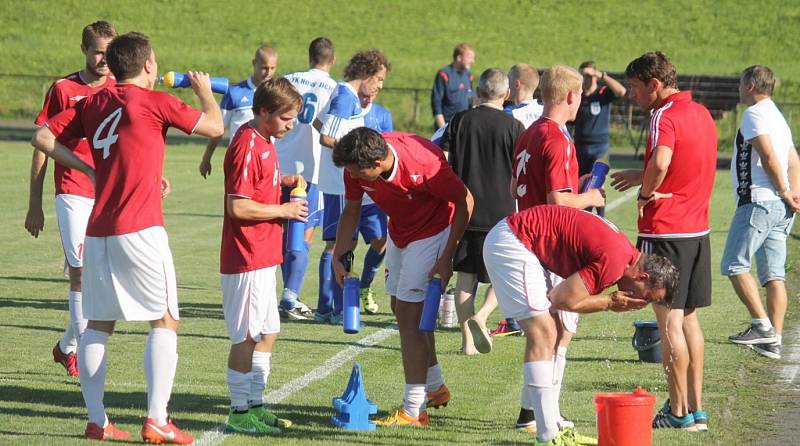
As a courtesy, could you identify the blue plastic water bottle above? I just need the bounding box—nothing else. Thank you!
[287,182,307,252]
[419,275,443,332]
[580,157,610,193]
[161,71,229,94]
[341,251,360,334]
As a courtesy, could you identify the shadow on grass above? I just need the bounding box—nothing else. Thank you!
[0,276,69,284]
[0,297,67,311]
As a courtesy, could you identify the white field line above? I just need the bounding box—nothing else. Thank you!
[194,325,398,446]
[779,324,800,387]
[605,188,638,212]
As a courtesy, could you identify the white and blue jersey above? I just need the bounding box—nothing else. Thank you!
[364,103,393,133]
[504,100,544,129]
[219,78,256,144]
[318,82,367,195]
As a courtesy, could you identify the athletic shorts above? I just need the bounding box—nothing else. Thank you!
[280,182,323,229]
[55,194,94,268]
[82,226,179,321]
[385,226,450,303]
[483,219,579,332]
[221,266,280,344]
[322,193,388,242]
[637,235,711,310]
[454,230,490,283]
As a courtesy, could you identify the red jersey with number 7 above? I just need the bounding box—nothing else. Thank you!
[45,84,203,237]
[35,72,116,198]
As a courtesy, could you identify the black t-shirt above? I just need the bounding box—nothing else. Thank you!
[572,85,617,145]
[440,106,524,231]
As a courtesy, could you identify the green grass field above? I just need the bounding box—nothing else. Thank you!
[0,140,797,445]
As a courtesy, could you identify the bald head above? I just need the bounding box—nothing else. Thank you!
[509,63,539,103]
[253,45,278,84]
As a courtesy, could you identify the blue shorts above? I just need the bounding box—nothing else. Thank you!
[322,193,388,242]
[280,182,323,229]
[721,200,795,285]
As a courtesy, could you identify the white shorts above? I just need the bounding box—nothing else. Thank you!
[483,219,579,333]
[82,226,179,321]
[385,227,450,303]
[55,194,94,268]
[221,266,280,344]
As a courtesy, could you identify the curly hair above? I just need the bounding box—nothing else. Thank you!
[343,49,391,81]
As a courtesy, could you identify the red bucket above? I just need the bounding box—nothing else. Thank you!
[595,387,655,446]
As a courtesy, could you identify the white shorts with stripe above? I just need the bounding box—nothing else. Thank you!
[221,266,280,344]
[82,226,179,321]
[483,219,579,333]
[55,194,94,268]
[385,227,450,303]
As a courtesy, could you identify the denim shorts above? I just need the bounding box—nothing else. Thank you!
[720,199,795,285]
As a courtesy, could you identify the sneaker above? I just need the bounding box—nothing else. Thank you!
[467,318,492,354]
[330,313,343,325]
[749,342,781,359]
[141,417,194,444]
[279,301,309,321]
[360,288,379,314]
[84,421,130,441]
[515,408,536,432]
[249,405,293,429]
[490,320,521,337]
[426,384,451,409]
[533,428,578,446]
[295,300,314,317]
[692,409,708,432]
[373,409,428,427]
[314,311,332,323]
[224,410,279,434]
[53,341,79,377]
[652,411,697,431]
[728,324,776,345]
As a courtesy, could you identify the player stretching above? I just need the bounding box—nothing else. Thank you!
[25,21,117,377]
[32,32,223,442]
[221,78,306,434]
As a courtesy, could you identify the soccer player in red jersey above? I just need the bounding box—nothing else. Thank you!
[31,32,223,443]
[484,205,677,444]
[611,52,718,431]
[219,78,307,434]
[25,21,117,378]
[332,128,474,426]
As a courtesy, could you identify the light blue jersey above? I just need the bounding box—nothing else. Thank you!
[219,78,256,143]
[318,82,367,194]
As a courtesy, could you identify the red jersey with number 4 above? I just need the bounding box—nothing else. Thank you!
[35,72,116,198]
[512,118,579,210]
[221,124,284,274]
[640,91,717,237]
[506,205,639,295]
[344,132,467,248]
[46,84,202,237]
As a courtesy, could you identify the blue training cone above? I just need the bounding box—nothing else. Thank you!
[331,362,378,431]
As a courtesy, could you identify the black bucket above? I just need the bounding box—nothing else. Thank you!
[632,321,662,363]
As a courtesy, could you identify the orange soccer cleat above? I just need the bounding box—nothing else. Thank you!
[140,417,194,444]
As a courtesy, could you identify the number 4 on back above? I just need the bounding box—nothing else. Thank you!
[93,107,123,159]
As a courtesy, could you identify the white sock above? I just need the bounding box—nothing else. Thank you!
[144,328,178,426]
[249,351,271,406]
[527,360,559,442]
[753,317,773,331]
[227,368,252,412]
[402,383,426,418]
[59,291,79,354]
[69,291,88,343]
[425,363,444,392]
[554,347,567,419]
[79,329,109,427]
[521,364,534,410]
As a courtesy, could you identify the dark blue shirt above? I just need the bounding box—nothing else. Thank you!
[431,64,474,122]
[572,85,617,145]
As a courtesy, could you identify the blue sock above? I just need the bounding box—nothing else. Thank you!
[317,252,334,315]
[284,242,310,294]
[507,318,521,330]
[332,260,343,315]
[360,247,385,289]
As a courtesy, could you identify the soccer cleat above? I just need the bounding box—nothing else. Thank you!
[426,384,451,409]
[516,408,536,432]
[279,302,309,321]
[692,409,708,432]
[313,311,332,323]
[652,411,697,431]
[467,318,492,353]
[533,428,578,446]
[52,341,79,377]
[295,300,314,317]
[141,417,194,444]
[749,342,781,359]
[224,410,280,434]
[84,421,131,441]
[329,313,343,325]
[249,405,293,429]
[489,320,521,337]
[360,288,379,314]
[728,325,776,345]
[373,409,428,427]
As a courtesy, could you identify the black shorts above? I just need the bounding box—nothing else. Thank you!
[637,236,712,309]
[454,230,490,283]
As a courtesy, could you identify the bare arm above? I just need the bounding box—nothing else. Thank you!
[429,187,475,287]
[31,126,94,180]
[750,134,800,211]
[637,145,674,216]
[601,72,627,98]
[199,136,221,178]
[609,169,644,191]
[547,188,605,209]
[187,72,224,138]
[226,195,307,222]
[24,149,49,237]
[320,134,337,149]
[434,114,446,129]
[332,199,363,284]
[549,272,648,314]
